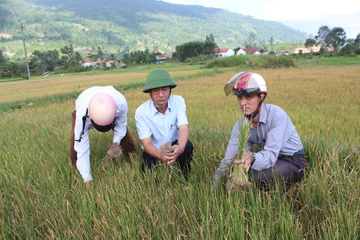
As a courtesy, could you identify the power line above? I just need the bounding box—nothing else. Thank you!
[18,23,31,80]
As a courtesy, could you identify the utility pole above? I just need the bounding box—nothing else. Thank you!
[19,23,31,80]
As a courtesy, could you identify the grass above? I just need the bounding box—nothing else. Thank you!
[0,63,359,239]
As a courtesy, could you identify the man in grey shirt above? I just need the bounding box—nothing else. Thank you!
[213,72,306,191]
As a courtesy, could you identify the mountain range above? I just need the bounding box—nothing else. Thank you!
[0,0,310,59]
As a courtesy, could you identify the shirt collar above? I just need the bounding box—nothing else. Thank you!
[258,103,267,124]
[150,98,172,116]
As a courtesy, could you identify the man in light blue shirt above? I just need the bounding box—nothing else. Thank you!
[135,69,193,180]
[213,72,306,191]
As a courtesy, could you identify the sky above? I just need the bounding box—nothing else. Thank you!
[162,0,360,39]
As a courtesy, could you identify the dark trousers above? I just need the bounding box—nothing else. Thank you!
[249,153,306,191]
[141,140,193,180]
[69,110,137,167]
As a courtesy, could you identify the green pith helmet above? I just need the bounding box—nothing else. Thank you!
[143,69,177,93]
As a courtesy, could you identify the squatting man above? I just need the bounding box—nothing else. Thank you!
[213,72,306,191]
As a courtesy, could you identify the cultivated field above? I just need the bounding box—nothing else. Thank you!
[0,65,359,239]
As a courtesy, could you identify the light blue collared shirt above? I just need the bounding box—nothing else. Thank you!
[222,103,303,171]
[135,95,189,149]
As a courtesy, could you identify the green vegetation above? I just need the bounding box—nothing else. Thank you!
[1,0,308,61]
[0,62,359,239]
[205,55,295,69]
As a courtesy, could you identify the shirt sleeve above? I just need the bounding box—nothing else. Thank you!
[74,112,92,182]
[113,102,128,143]
[176,96,188,127]
[135,106,152,140]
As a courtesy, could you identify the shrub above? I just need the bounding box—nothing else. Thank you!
[205,55,247,68]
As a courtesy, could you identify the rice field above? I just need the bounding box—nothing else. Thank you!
[0,65,359,239]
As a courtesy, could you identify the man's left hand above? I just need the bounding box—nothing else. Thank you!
[166,144,182,165]
[234,152,254,172]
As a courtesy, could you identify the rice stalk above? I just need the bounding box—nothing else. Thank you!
[227,117,252,191]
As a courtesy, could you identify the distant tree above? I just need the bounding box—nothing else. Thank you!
[355,33,360,44]
[258,39,266,50]
[204,34,217,55]
[7,62,23,77]
[61,45,75,60]
[0,50,8,67]
[339,35,360,56]
[175,41,204,62]
[96,46,103,59]
[269,36,274,47]
[121,48,156,65]
[60,45,82,69]
[315,26,331,52]
[233,47,240,55]
[304,38,316,48]
[325,27,346,51]
[245,32,257,48]
[29,49,61,74]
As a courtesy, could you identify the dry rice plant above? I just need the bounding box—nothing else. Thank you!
[226,117,252,191]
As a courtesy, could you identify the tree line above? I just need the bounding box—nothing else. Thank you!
[0,34,218,78]
[304,26,360,55]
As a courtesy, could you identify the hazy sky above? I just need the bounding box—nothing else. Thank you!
[162,0,360,39]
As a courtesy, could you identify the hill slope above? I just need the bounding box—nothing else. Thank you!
[0,0,309,59]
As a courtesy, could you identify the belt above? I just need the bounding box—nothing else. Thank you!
[293,149,304,156]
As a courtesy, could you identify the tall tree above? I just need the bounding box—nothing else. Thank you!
[304,38,316,48]
[175,41,204,62]
[204,33,217,54]
[325,27,346,51]
[355,33,360,44]
[245,32,257,48]
[0,50,8,67]
[315,25,331,48]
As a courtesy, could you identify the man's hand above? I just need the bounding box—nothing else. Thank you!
[212,158,233,190]
[85,180,93,190]
[159,142,181,165]
[165,144,183,165]
[234,152,254,173]
[107,142,122,160]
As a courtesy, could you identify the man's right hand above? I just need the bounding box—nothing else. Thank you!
[85,180,93,190]
[212,158,233,190]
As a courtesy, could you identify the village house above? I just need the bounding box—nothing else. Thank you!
[80,58,95,67]
[294,45,335,54]
[276,50,290,56]
[214,48,234,57]
[239,48,269,55]
[156,53,173,62]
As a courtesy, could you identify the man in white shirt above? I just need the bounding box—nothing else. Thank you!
[135,69,193,181]
[70,86,136,188]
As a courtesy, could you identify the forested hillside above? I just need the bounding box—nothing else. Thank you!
[0,0,309,59]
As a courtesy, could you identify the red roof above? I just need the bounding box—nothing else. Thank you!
[157,53,173,58]
[82,58,93,63]
[214,48,230,53]
[242,48,259,54]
